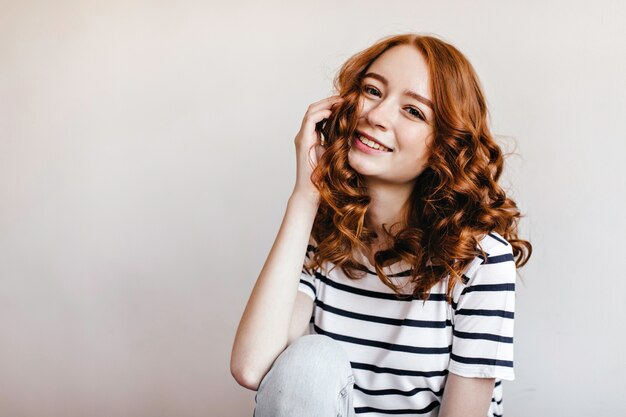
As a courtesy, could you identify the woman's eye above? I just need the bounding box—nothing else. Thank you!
[363,86,381,97]
[406,107,424,120]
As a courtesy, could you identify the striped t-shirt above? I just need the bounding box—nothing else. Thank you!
[298,231,516,417]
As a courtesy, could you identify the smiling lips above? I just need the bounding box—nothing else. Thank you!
[355,131,392,152]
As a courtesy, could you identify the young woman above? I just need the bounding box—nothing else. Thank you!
[231,33,532,417]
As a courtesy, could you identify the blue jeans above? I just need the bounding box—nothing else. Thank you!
[253,334,356,417]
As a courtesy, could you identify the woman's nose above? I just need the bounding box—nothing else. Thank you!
[365,100,393,130]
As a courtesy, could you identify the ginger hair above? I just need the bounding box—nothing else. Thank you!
[306,33,532,301]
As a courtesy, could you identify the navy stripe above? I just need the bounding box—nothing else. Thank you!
[351,361,449,377]
[453,329,513,343]
[455,308,514,319]
[315,272,448,301]
[299,279,316,295]
[355,400,440,415]
[316,300,448,328]
[354,383,444,397]
[450,353,514,368]
[314,325,451,354]
[491,397,503,405]
[305,245,414,278]
[478,253,515,264]
[493,414,503,417]
[362,266,415,278]
[488,232,509,246]
[495,380,502,387]
[461,283,515,295]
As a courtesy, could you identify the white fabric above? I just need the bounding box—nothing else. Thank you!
[298,232,516,417]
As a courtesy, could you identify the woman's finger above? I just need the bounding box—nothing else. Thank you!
[306,95,344,114]
[301,108,332,132]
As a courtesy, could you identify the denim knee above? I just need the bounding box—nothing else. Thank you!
[254,334,355,417]
[282,334,353,375]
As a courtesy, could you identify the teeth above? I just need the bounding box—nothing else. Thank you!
[358,135,389,152]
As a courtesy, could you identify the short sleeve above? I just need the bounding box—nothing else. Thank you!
[449,241,516,381]
[297,243,318,301]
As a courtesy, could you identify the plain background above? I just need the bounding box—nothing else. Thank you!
[1,0,625,416]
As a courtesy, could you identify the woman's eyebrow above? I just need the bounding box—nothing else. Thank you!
[363,72,433,109]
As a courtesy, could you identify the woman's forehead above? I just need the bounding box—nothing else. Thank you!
[366,45,431,101]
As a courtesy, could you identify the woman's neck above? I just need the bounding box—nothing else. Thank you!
[364,178,414,239]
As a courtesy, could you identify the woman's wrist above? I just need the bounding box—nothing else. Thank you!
[289,189,321,210]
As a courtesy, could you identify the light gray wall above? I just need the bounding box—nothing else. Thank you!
[1,1,624,416]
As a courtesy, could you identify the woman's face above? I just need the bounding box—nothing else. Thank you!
[348,44,435,185]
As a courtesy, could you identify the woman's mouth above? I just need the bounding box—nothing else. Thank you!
[353,134,392,153]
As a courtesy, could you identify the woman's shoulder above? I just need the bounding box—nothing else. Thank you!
[449,232,517,304]
[457,232,515,285]
[476,231,514,258]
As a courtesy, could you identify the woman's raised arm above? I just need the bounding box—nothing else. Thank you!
[230,96,343,390]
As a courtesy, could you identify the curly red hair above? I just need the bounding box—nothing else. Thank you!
[306,33,532,301]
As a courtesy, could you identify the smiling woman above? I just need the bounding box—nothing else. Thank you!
[231,33,532,417]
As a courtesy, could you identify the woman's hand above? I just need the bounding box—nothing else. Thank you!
[292,95,344,204]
